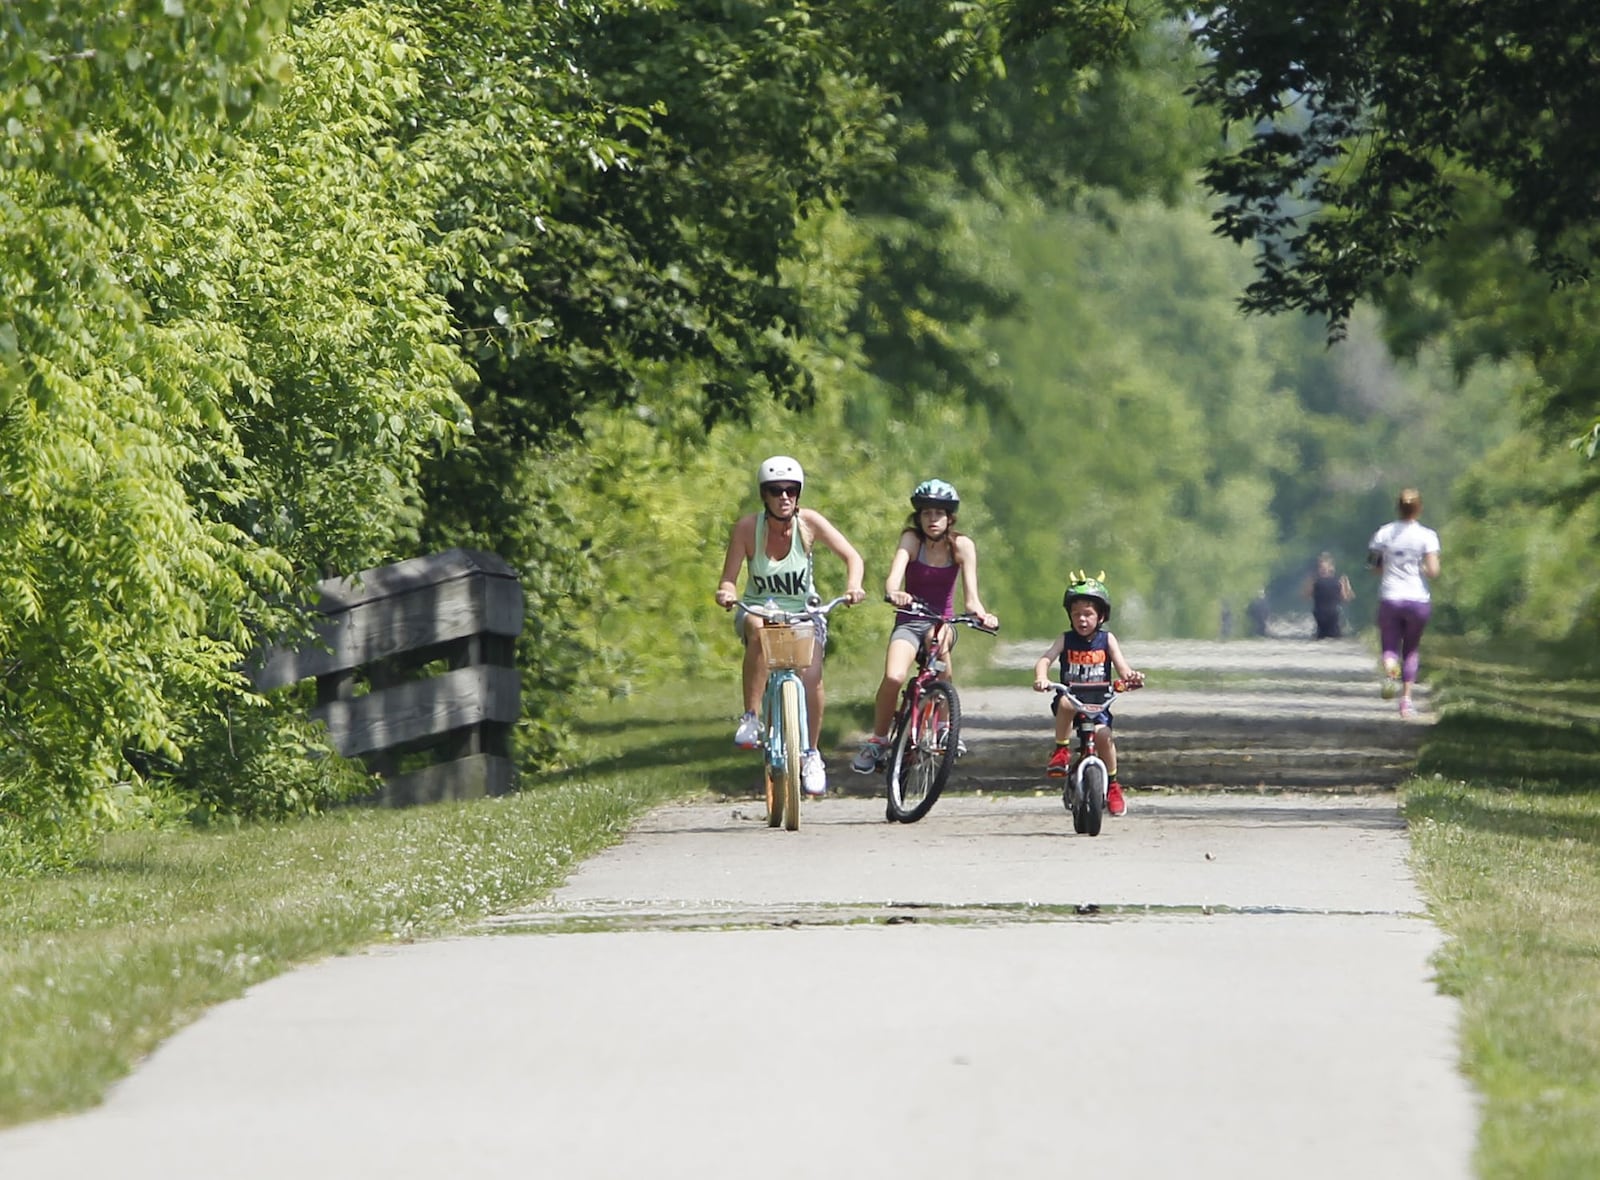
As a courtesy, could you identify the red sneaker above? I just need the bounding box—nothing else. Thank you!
[1046,745,1072,777]
[1107,780,1126,817]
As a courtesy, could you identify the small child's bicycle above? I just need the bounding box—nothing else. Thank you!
[880,597,998,823]
[741,595,851,831]
[1044,679,1139,837]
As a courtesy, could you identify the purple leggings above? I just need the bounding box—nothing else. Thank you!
[1378,599,1432,684]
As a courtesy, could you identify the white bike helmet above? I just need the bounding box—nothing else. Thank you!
[756,455,805,493]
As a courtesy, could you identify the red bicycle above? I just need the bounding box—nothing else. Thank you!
[1043,678,1141,836]
[880,597,997,823]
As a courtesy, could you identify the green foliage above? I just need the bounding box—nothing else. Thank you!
[3,0,1558,866]
[1192,0,1600,326]
[1439,436,1600,642]
[1190,1,1600,482]
[175,698,378,823]
[2,5,470,869]
[977,197,1297,635]
[393,0,1138,725]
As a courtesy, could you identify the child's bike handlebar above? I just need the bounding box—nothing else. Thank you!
[1040,676,1143,715]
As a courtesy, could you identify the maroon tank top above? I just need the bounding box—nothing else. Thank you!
[897,542,960,624]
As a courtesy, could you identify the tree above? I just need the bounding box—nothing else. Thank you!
[1190,0,1600,617]
[1,4,470,867]
[1191,0,1600,328]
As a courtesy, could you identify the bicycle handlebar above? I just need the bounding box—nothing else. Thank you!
[885,595,999,635]
[739,595,853,626]
[1040,677,1143,715]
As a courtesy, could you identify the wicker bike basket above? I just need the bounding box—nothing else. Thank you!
[759,621,816,670]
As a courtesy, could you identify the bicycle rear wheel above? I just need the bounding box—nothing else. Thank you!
[763,762,782,827]
[779,678,804,831]
[887,681,959,823]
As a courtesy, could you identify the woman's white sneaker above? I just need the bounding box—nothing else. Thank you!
[734,712,761,749]
[802,749,827,796]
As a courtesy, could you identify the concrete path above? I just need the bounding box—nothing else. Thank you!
[0,639,1478,1179]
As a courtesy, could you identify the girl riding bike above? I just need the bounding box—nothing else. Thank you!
[851,479,998,774]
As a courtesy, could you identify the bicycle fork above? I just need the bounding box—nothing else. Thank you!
[1070,727,1107,807]
[763,671,810,775]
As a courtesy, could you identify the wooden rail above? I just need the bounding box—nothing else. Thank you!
[250,548,523,806]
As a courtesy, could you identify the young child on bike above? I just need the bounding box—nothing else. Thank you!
[1031,573,1143,816]
[715,455,867,796]
[851,479,998,774]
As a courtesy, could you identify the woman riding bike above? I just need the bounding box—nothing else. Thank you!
[715,455,866,796]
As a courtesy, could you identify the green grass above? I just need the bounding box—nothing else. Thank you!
[1406,636,1600,1177]
[0,680,747,1127]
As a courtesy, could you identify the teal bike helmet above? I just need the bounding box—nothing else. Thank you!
[1063,572,1112,622]
[910,478,960,513]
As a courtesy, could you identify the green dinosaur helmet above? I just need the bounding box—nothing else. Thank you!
[1063,573,1111,622]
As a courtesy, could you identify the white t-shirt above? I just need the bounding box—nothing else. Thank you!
[1368,519,1440,602]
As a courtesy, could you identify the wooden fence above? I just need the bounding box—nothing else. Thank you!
[250,548,523,806]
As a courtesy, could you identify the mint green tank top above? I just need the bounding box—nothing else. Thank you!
[740,514,814,611]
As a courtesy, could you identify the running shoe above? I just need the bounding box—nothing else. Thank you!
[1046,744,1072,777]
[802,749,827,796]
[1380,658,1401,700]
[1399,698,1417,719]
[851,736,889,774]
[734,711,761,749]
[1107,780,1127,817]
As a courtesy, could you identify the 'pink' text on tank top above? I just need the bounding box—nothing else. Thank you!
[753,570,807,598]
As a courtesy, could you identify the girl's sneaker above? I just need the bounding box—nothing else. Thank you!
[1107,780,1127,817]
[1398,698,1417,719]
[851,736,890,774]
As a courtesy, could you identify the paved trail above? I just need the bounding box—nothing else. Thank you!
[0,638,1477,1179]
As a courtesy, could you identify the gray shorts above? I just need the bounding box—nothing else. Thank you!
[734,606,830,653]
[890,619,937,650]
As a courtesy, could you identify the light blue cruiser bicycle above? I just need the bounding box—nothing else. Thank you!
[741,595,851,831]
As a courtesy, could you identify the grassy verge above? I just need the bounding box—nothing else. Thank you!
[0,676,757,1128]
[1406,636,1600,1177]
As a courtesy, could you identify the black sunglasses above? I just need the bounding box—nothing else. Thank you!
[763,483,801,498]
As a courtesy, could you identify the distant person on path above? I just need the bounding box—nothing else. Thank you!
[1032,574,1143,817]
[1367,488,1441,719]
[1246,588,1271,637]
[715,455,867,795]
[850,479,998,775]
[1304,552,1355,639]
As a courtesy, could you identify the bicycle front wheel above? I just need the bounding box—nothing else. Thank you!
[887,681,959,823]
[1076,756,1107,837]
[779,677,804,831]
